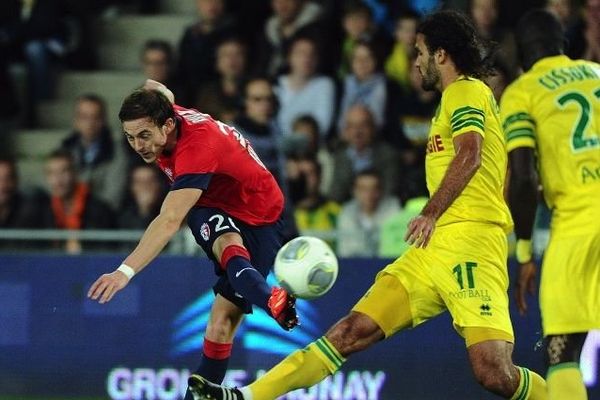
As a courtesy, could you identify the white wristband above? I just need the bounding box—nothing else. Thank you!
[117,264,135,280]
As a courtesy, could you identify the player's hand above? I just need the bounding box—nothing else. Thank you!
[87,270,130,304]
[515,261,537,316]
[405,214,436,248]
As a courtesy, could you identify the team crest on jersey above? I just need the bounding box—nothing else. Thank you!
[200,223,210,241]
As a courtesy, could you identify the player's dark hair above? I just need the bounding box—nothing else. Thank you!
[417,10,495,79]
[515,9,564,71]
[119,89,175,127]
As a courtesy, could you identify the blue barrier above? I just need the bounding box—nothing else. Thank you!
[0,255,598,400]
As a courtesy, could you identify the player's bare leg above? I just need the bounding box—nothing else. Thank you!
[213,232,297,330]
[324,311,385,356]
[184,295,245,399]
[468,338,547,399]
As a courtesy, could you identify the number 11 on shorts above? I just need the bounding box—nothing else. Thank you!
[453,262,478,290]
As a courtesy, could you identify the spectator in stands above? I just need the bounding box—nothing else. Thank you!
[283,115,334,195]
[583,0,600,62]
[390,55,434,203]
[337,39,389,131]
[177,0,237,106]
[329,105,400,203]
[385,10,419,89]
[546,0,577,28]
[275,36,335,138]
[0,158,30,229]
[118,164,166,230]
[141,39,178,92]
[59,94,127,210]
[195,37,247,123]
[336,169,400,257]
[469,0,518,73]
[486,60,514,102]
[0,0,69,126]
[290,158,340,248]
[256,0,324,76]
[338,1,393,79]
[37,149,115,254]
[233,77,285,182]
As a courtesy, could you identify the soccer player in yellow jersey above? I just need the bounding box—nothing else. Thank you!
[189,10,547,400]
[502,10,600,400]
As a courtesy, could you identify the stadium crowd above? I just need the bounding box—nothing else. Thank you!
[0,0,598,256]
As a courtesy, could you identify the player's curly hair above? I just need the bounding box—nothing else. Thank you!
[417,10,495,79]
[118,88,175,127]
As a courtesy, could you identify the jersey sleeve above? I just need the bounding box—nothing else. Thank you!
[443,80,487,138]
[172,130,218,191]
[500,84,536,152]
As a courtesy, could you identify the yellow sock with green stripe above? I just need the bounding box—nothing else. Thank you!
[243,336,345,400]
[510,367,547,400]
[547,362,587,399]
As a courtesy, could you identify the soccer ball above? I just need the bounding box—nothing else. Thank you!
[274,236,339,300]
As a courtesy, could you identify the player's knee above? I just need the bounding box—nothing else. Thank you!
[326,312,383,357]
[205,313,240,342]
[213,233,245,263]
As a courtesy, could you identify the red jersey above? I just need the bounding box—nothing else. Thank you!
[156,105,284,225]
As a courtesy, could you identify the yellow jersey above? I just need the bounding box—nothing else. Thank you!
[427,77,513,231]
[501,55,600,236]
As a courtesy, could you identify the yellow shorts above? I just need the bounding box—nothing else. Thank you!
[353,222,514,346]
[540,230,600,335]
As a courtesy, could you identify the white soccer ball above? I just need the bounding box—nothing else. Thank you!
[274,236,339,300]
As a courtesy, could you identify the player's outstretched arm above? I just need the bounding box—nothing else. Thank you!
[405,132,482,248]
[507,147,539,315]
[87,188,202,303]
[143,79,175,104]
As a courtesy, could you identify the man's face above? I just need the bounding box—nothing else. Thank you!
[45,158,76,199]
[289,39,317,77]
[343,107,375,151]
[74,99,105,143]
[142,49,170,83]
[196,0,224,21]
[272,0,301,24]
[245,80,275,122]
[351,45,376,81]
[123,117,170,163]
[471,0,498,31]
[0,162,16,206]
[353,175,381,212]
[216,41,246,77]
[414,33,440,91]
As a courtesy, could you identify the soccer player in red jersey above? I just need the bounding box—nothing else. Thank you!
[87,80,298,397]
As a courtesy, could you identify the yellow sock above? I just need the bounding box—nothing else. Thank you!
[245,336,345,400]
[511,367,548,400]
[547,363,587,400]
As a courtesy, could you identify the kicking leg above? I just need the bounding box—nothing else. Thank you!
[183,295,244,400]
[213,232,297,330]
[545,332,588,400]
[467,335,547,399]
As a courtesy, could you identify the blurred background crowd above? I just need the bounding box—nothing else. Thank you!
[0,0,597,256]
